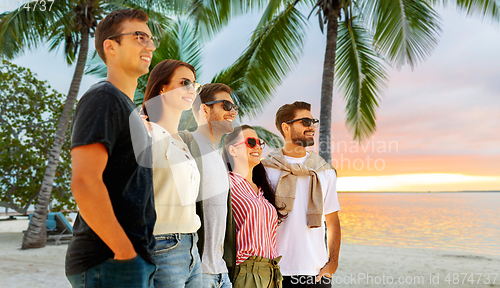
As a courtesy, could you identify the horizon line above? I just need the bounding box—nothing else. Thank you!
[338,190,500,193]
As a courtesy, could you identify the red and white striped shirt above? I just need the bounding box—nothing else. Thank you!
[229,171,279,265]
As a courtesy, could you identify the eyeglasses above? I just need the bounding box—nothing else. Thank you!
[285,117,319,128]
[182,79,202,93]
[233,137,266,149]
[107,31,160,48]
[204,100,239,114]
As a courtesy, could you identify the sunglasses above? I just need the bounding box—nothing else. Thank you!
[285,117,319,128]
[181,79,202,93]
[107,31,160,48]
[233,137,266,149]
[204,99,239,114]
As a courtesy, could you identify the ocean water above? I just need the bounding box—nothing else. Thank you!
[337,192,500,256]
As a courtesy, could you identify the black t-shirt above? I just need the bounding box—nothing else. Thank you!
[65,81,156,275]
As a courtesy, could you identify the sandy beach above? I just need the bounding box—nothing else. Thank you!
[1,219,499,288]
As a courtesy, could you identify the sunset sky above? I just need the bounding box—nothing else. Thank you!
[7,6,500,192]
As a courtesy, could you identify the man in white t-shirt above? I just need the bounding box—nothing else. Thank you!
[262,101,341,288]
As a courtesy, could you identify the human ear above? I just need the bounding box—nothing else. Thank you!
[228,146,237,157]
[282,122,289,134]
[203,105,210,119]
[160,85,167,94]
[103,39,116,57]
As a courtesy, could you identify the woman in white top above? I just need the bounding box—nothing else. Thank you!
[141,59,202,288]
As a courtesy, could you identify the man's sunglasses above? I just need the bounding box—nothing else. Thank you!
[107,31,160,48]
[285,117,319,128]
[204,100,239,114]
[182,79,202,93]
[233,137,266,149]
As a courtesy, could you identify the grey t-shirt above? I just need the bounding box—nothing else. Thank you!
[192,132,229,274]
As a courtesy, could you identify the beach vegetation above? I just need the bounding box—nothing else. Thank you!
[0,0,176,249]
[0,59,74,216]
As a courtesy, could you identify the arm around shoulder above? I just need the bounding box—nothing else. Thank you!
[71,143,136,260]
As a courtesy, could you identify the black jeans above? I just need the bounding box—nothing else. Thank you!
[282,275,332,288]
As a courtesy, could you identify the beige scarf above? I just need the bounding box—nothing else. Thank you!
[261,149,334,228]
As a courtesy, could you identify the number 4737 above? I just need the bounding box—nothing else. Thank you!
[19,0,55,11]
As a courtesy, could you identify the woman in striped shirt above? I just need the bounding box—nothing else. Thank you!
[222,125,287,288]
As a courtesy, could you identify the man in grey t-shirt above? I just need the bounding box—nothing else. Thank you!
[188,83,239,288]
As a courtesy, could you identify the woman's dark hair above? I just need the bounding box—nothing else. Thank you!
[223,125,287,223]
[141,59,196,122]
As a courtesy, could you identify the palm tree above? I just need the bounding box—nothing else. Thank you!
[87,2,308,147]
[310,0,499,163]
[0,0,173,249]
[234,0,499,163]
[187,0,307,148]
[326,0,499,162]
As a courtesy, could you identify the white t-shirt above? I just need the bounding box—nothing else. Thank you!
[265,152,340,276]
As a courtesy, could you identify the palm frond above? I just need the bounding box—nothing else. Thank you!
[188,0,268,42]
[456,0,500,21]
[366,0,442,69]
[47,14,80,65]
[146,16,203,83]
[132,17,204,104]
[211,3,307,118]
[103,0,174,37]
[431,0,500,22]
[188,0,233,41]
[335,19,388,142]
[256,0,290,28]
[0,0,69,59]
[131,0,189,14]
[178,110,198,131]
[84,50,107,78]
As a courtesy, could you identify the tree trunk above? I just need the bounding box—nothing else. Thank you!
[318,8,341,164]
[21,27,89,249]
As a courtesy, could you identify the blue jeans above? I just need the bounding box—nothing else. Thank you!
[67,254,155,288]
[203,273,233,288]
[151,233,202,288]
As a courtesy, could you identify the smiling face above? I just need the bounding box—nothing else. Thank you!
[230,128,262,170]
[287,109,316,147]
[160,66,196,112]
[107,20,156,78]
[205,91,237,135]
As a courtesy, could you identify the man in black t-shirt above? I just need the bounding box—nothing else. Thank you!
[65,9,158,288]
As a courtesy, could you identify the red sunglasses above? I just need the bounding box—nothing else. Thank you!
[233,137,266,149]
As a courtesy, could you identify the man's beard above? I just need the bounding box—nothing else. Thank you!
[291,131,315,147]
[210,119,234,136]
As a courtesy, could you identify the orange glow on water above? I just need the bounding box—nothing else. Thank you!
[338,193,500,255]
[337,173,500,192]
